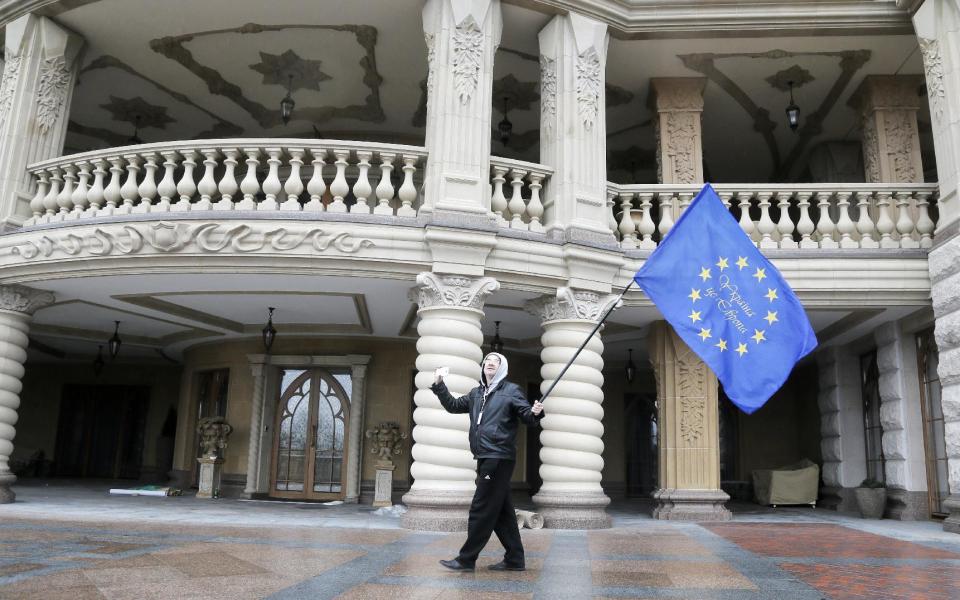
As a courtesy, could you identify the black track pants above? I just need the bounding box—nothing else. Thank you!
[457,458,524,567]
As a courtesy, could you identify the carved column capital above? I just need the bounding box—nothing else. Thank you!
[648,78,706,185]
[525,286,619,323]
[0,284,54,315]
[649,78,706,112]
[849,75,925,183]
[408,272,499,310]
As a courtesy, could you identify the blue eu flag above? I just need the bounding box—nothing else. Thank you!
[634,184,818,414]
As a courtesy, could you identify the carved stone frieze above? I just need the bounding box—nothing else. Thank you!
[540,56,557,138]
[676,345,706,445]
[665,112,699,184]
[36,56,72,134]
[525,287,620,323]
[919,38,945,124]
[575,48,602,130]
[0,55,22,128]
[408,272,499,311]
[0,284,54,315]
[884,111,919,182]
[424,33,437,95]
[862,114,881,183]
[452,17,484,105]
[11,222,376,260]
[366,421,408,467]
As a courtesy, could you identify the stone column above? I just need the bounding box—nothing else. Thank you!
[816,346,866,512]
[402,272,499,531]
[243,359,269,498]
[345,361,369,503]
[0,284,53,503]
[524,287,618,528]
[649,78,707,185]
[421,0,501,216]
[913,0,960,533]
[537,13,614,244]
[849,75,925,184]
[0,14,84,229]
[647,322,730,520]
[874,323,929,520]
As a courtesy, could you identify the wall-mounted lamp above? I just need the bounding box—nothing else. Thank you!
[262,307,277,351]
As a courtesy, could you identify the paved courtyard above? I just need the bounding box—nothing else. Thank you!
[0,482,959,599]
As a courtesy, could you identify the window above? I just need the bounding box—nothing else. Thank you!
[860,350,884,483]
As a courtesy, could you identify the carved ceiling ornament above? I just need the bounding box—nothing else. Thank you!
[408,272,499,311]
[0,284,55,315]
[0,55,22,129]
[99,95,175,129]
[765,64,814,92]
[452,16,484,105]
[11,222,376,260]
[36,56,72,134]
[576,47,602,130]
[919,38,945,124]
[249,49,331,91]
[540,56,557,138]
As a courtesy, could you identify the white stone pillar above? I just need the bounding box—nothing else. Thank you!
[0,284,53,503]
[538,13,613,243]
[849,75,925,184]
[243,358,269,498]
[649,78,707,185]
[816,346,867,512]
[0,14,84,229]
[345,361,369,503]
[874,322,929,520]
[421,0,501,216]
[913,0,960,532]
[524,287,617,528]
[402,272,499,531]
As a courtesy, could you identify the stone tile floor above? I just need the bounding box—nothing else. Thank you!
[0,481,958,599]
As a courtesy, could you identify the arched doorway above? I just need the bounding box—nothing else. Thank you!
[269,368,351,500]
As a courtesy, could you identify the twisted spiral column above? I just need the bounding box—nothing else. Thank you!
[0,285,54,503]
[525,287,617,529]
[401,272,499,531]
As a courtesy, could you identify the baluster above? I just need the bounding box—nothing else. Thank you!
[737,192,755,244]
[817,191,838,249]
[757,191,776,248]
[876,191,897,248]
[678,192,693,216]
[527,171,545,233]
[618,192,636,248]
[259,148,282,210]
[836,191,857,248]
[328,150,349,213]
[155,152,178,213]
[215,149,239,210]
[658,192,675,238]
[352,150,373,213]
[173,151,197,212]
[491,165,508,225]
[637,192,656,249]
[892,191,917,249]
[57,165,77,220]
[397,154,418,217]
[102,158,123,215]
[508,169,528,230]
[194,149,219,211]
[118,155,140,214]
[916,192,935,248]
[42,167,62,222]
[718,190,735,220]
[606,190,618,236]
[796,191,816,248]
[856,191,879,248]
[776,191,797,248]
[87,160,107,216]
[281,148,305,211]
[237,148,261,211]
[373,153,394,215]
[305,148,327,212]
[28,171,49,224]
[135,153,158,214]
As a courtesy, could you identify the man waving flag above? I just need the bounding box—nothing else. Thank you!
[634,184,818,414]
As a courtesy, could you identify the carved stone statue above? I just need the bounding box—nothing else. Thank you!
[197,416,232,459]
[365,421,407,467]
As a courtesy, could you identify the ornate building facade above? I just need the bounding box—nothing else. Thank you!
[0,0,956,534]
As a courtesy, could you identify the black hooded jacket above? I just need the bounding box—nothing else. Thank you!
[431,379,543,460]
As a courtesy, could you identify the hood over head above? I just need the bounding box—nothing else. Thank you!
[481,352,508,391]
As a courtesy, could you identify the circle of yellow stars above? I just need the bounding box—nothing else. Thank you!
[687,255,779,359]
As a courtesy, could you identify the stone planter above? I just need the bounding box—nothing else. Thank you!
[854,487,887,519]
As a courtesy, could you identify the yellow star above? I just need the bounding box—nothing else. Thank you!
[752,267,766,282]
[765,311,779,325]
[735,342,748,357]
[765,288,778,302]
[736,256,749,270]
[698,328,712,341]
[716,257,729,271]
[688,310,702,323]
[688,288,702,302]
[699,267,712,282]
[715,339,728,352]
[751,329,767,344]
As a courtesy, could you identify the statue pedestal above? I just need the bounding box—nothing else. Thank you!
[196,456,223,499]
[373,462,396,508]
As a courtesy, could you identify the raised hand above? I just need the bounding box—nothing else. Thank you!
[531,400,543,415]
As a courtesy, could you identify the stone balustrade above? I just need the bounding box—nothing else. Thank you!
[489,157,552,233]
[23,140,428,226]
[608,183,940,250]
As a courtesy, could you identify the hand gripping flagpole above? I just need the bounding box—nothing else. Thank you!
[537,280,634,404]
